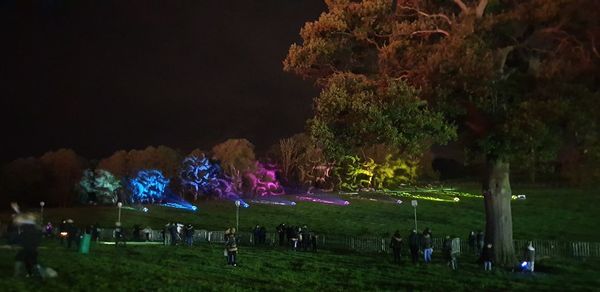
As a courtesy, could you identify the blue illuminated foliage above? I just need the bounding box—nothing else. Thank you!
[128,170,170,204]
[179,155,222,200]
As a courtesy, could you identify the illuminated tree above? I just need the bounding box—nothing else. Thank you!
[79,169,122,204]
[212,139,257,177]
[179,155,222,200]
[128,170,170,204]
[285,0,600,265]
[243,162,285,197]
[279,137,300,181]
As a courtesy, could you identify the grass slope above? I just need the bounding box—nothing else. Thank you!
[3,184,599,242]
[1,242,599,291]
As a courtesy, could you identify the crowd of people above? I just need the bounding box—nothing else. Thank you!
[5,204,536,277]
[389,228,536,272]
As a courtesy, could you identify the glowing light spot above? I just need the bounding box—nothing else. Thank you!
[296,195,350,206]
[453,197,460,202]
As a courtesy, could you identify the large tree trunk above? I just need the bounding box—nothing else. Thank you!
[483,158,516,267]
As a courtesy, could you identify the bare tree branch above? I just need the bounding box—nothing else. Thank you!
[398,5,452,25]
[453,0,469,15]
[411,29,450,37]
[591,35,600,59]
[475,0,488,18]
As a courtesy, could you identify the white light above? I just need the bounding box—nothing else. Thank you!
[235,200,241,207]
[396,199,403,204]
[40,201,45,207]
[411,200,418,207]
[117,202,123,208]
[453,197,460,202]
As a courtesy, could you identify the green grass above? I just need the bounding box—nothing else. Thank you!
[1,184,599,290]
[1,242,599,291]
[4,184,599,241]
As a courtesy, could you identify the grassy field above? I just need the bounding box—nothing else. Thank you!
[3,184,599,242]
[1,241,599,291]
[1,184,599,291]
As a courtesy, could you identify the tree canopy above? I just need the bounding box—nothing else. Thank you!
[284,0,599,266]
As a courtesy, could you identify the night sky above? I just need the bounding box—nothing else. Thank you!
[1,1,325,162]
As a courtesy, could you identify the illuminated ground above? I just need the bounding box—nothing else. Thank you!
[3,184,598,242]
[1,184,599,290]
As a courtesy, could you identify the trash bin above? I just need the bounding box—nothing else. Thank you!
[79,234,92,254]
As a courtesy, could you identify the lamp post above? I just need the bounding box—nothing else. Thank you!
[117,202,123,224]
[235,200,241,232]
[40,201,45,227]
[411,200,418,232]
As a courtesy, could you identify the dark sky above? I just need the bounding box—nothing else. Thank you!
[1,0,325,162]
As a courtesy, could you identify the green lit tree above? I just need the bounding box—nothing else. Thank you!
[285,0,599,265]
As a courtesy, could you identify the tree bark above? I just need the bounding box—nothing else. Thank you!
[483,158,517,267]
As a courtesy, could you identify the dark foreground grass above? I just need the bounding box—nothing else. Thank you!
[1,241,599,291]
[3,184,599,242]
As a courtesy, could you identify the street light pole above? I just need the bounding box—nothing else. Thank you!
[235,200,241,232]
[117,202,123,224]
[40,201,45,227]
[411,200,418,232]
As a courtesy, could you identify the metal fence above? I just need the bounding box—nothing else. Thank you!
[2,224,599,257]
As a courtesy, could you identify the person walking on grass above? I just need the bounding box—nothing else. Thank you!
[114,222,126,247]
[225,228,238,267]
[185,224,194,247]
[13,212,43,278]
[443,235,460,270]
[523,241,535,272]
[468,231,476,253]
[482,243,494,271]
[390,230,403,264]
[408,230,420,264]
[422,232,433,264]
[276,223,286,246]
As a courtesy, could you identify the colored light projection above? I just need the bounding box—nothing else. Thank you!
[79,169,122,204]
[336,155,418,191]
[128,170,169,204]
[249,196,296,206]
[383,187,482,203]
[180,155,222,200]
[245,162,285,197]
[161,194,198,211]
[296,194,350,206]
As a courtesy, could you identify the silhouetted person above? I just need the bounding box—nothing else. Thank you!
[276,223,286,246]
[390,230,403,264]
[259,226,266,244]
[523,241,535,272]
[225,228,238,266]
[468,231,476,252]
[408,230,420,264]
[476,231,484,253]
[185,224,194,246]
[168,223,178,246]
[422,232,433,264]
[443,236,453,269]
[253,225,261,245]
[114,222,126,247]
[13,213,43,277]
[482,243,494,271]
[66,219,78,249]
